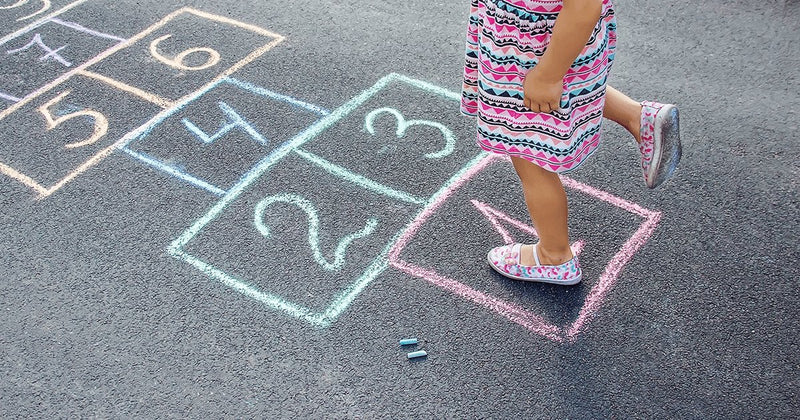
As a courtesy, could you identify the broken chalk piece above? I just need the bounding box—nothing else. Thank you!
[407,350,427,359]
[399,338,418,346]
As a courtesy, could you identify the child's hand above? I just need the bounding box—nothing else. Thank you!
[523,68,564,113]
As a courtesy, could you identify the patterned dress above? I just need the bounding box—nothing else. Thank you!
[461,0,617,173]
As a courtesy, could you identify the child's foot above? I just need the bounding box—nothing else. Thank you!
[487,243,582,285]
[639,101,682,189]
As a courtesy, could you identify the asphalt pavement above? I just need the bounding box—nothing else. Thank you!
[0,0,798,417]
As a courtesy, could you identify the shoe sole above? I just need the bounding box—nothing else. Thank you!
[486,253,582,286]
[648,105,682,189]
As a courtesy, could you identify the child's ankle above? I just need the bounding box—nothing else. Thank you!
[628,116,642,143]
[629,105,643,143]
[537,245,573,266]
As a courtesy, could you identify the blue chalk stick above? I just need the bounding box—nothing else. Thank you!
[407,350,427,359]
[399,338,418,346]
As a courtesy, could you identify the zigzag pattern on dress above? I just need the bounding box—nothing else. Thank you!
[461,0,617,173]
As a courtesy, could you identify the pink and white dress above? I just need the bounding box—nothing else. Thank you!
[461,0,618,173]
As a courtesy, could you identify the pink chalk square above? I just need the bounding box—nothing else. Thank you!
[388,153,662,342]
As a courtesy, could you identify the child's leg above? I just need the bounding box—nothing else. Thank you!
[603,85,642,143]
[510,156,573,266]
[604,85,682,189]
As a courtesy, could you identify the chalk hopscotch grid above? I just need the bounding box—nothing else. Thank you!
[1,4,664,338]
[120,77,330,196]
[168,73,488,328]
[0,7,285,198]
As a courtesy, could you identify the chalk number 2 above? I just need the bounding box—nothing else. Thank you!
[254,193,378,272]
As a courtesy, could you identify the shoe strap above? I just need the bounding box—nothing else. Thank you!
[641,100,664,111]
[512,243,523,265]
[532,243,541,266]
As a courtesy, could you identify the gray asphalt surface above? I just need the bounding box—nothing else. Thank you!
[1,0,798,417]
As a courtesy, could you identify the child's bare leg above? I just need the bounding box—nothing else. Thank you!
[604,85,643,143]
[510,156,573,266]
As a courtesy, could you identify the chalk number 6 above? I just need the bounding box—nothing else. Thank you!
[38,90,109,149]
[149,34,221,71]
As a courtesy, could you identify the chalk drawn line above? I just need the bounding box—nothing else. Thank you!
[120,77,324,196]
[121,148,226,196]
[78,70,174,108]
[470,199,585,256]
[168,73,473,328]
[387,154,663,342]
[48,18,127,43]
[0,7,286,198]
[0,0,92,46]
[294,148,426,205]
[0,90,22,102]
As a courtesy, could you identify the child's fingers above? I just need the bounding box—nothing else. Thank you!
[525,98,539,113]
[525,96,559,113]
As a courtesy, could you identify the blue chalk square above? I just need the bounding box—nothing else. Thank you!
[299,74,478,200]
[169,73,484,328]
[122,77,327,195]
[174,152,420,324]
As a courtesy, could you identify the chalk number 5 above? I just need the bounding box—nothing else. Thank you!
[38,90,109,149]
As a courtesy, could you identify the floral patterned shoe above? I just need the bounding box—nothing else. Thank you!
[486,243,582,286]
[639,101,682,189]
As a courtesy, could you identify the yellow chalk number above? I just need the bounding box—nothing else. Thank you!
[38,90,109,149]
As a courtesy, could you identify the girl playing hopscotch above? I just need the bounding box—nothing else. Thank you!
[461,0,681,285]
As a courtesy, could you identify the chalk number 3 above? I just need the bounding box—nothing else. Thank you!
[365,108,455,159]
